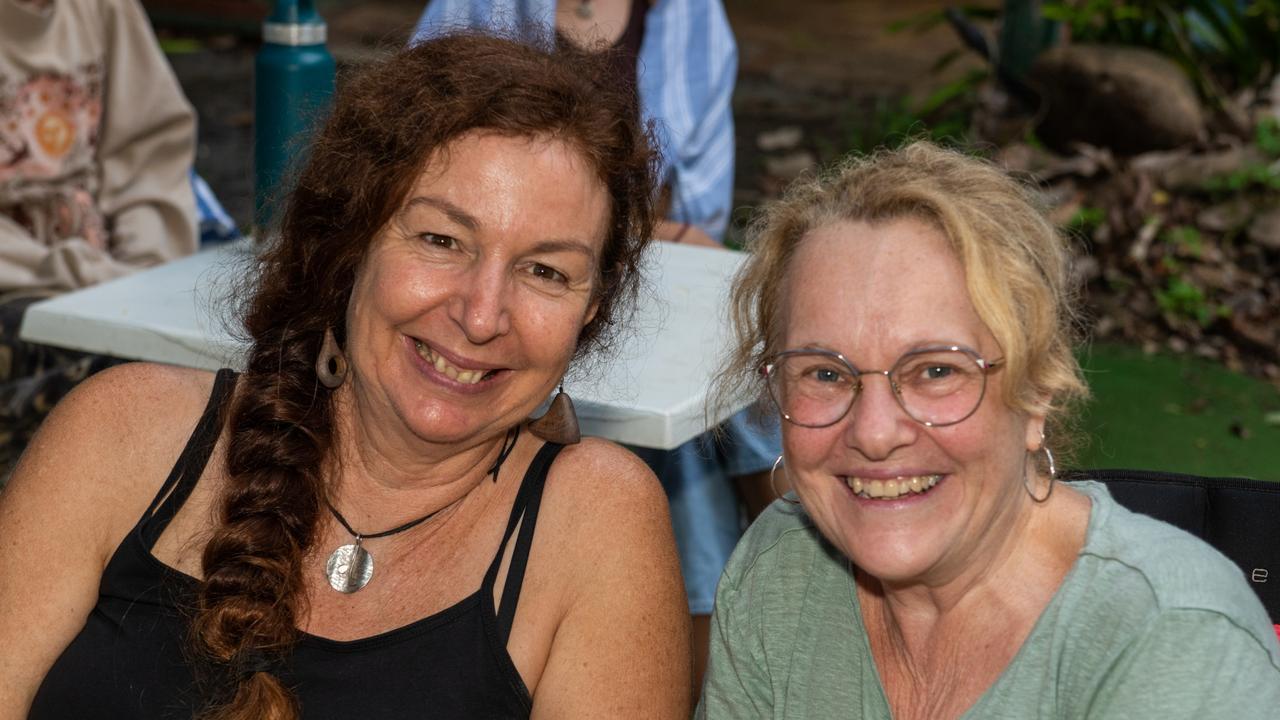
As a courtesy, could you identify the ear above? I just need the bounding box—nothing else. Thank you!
[1024,409,1044,448]
[584,297,600,328]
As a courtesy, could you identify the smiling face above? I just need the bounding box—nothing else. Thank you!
[341,131,610,448]
[779,217,1045,587]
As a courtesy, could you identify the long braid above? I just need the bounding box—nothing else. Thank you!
[193,324,333,719]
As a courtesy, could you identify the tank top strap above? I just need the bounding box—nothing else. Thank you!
[138,368,238,548]
[483,440,565,646]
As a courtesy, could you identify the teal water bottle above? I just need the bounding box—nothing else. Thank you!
[253,0,335,230]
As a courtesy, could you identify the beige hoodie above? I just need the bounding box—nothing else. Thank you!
[0,0,197,302]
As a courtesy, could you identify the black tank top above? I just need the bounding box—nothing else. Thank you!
[31,369,563,718]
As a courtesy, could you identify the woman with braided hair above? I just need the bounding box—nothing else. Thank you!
[0,32,689,719]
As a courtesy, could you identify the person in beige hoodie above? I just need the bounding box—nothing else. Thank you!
[0,0,197,468]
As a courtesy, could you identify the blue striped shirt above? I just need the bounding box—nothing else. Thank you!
[411,0,737,242]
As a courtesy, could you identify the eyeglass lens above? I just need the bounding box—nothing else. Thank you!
[767,349,989,427]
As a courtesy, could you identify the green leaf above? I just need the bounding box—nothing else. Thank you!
[160,37,203,55]
[915,69,986,116]
[929,49,964,75]
[1257,116,1280,158]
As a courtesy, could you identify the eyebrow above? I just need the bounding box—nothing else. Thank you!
[403,195,478,232]
[527,238,597,259]
[403,195,598,259]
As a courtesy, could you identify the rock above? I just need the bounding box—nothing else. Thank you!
[1247,207,1280,251]
[1128,216,1161,263]
[1072,254,1101,284]
[1269,73,1280,124]
[1029,45,1205,155]
[1190,263,1233,291]
[994,143,1041,174]
[1197,198,1254,233]
[756,126,804,152]
[764,150,817,184]
[1130,145,1263,191]
[1230,313,1278,351]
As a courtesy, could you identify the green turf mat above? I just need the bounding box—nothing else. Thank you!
[1073,342,1280,481]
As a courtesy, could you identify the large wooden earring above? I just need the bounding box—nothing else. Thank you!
[528,385,581,445]
[315,327,347,389]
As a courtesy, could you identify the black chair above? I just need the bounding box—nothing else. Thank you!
[1065,469,1280,628]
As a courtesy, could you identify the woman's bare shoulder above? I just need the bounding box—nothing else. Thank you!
[4,363,222,543]
[538,437,675,567]
[543,437,666,514]
[521,438,689,717]
[40,362,217,447]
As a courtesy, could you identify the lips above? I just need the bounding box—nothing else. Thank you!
[844,474,943,500]
[412,339,501,385]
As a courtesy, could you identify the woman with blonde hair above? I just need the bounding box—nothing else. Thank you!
[698,141,1280,718]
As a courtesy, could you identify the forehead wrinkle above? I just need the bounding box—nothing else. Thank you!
[403,133,609,250]
[784,218,992,363]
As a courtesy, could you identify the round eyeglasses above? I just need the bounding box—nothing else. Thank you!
[760,346,1003,428]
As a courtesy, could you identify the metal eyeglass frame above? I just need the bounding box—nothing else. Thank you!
[759,345,1004,428]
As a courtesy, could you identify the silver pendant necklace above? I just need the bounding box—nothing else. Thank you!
[575,0,593,20]
[323,426,520,593]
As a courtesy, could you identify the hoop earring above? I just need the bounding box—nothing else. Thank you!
[315,327,347,389]
[1024,441,1056,503]
[771,455,801,505]
[528,385,581,445]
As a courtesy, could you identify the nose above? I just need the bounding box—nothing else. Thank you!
[842,372,918,460]
[448,259,512,343]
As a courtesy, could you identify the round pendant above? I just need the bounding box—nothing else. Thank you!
[575,0,592,20]
[325,543,373,593]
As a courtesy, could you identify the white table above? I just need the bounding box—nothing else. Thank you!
[20,240,749,449]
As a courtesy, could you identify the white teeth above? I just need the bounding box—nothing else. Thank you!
[414,341,489,385]
[847,474,942,500]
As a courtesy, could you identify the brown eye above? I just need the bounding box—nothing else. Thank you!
[529,263,568,284]
[419,232,457,249]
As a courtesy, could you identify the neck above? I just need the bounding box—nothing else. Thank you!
[326,385,520,530]
[861,486,1071,653]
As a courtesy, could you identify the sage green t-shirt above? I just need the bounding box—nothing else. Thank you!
[697,481,1280,719]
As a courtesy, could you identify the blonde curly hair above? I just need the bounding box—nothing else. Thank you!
[717,141,1089,453]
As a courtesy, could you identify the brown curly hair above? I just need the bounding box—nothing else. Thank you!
[193,32,658,719]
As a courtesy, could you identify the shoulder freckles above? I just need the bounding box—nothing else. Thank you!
[4,363,222,558]
[18,362,217,474]
[542,437,667,518]
[52,361,214,430]
[547,437,659,489]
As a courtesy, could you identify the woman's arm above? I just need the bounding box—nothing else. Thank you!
[0,363,212,716]
[695,570,775,717]
[527,439,692,718]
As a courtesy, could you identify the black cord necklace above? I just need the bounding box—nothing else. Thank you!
[323,425,521,593]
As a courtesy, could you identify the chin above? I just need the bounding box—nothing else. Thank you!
[396,399,494,444]
[829,518,950,585]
